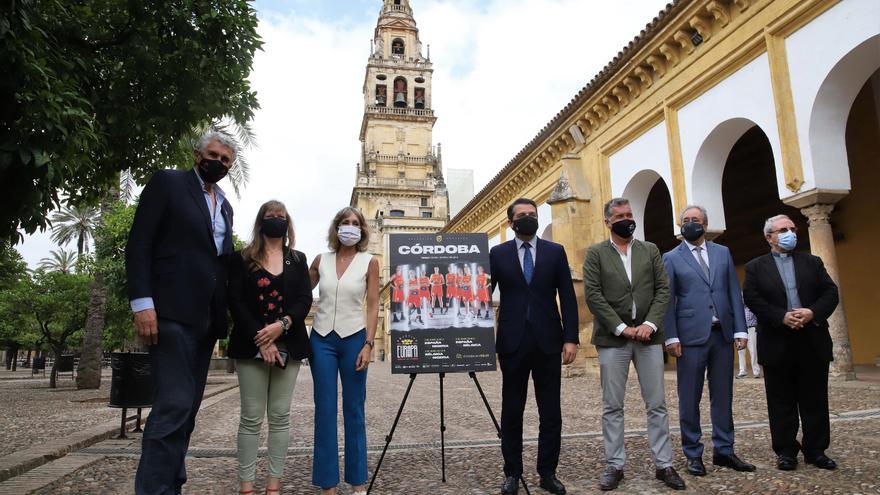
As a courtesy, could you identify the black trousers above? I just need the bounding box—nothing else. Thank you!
[762,337,831,459]
[498,323,562,478]
[135,319,215,495]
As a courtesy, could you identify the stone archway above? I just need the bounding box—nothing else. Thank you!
[831,68,880,366]
[690,117,761,235]
[621,169,674,242]
[643,178,677,254]
[807,34,880,189]
[713,126,808,264]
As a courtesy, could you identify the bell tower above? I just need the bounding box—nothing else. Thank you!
[350,0,449,268]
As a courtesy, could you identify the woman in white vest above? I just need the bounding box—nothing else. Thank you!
[308,207,379,495]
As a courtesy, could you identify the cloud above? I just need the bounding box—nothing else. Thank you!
[16,0,670,267]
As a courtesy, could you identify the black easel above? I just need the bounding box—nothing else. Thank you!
[367,372,531,495]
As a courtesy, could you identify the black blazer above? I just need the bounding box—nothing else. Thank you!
[489,238,579,355]
[227,249,313,361]
[742,252,839,366]
[126,169,234,337]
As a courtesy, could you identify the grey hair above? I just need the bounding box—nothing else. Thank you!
[603,197,630,220]
[679,204,709,225]
[763,214,791,234]
[195,130,238,162]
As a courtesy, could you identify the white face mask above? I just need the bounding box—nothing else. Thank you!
[337,225,361,247]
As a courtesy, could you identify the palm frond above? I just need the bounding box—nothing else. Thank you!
[38,248,78,274]
[49,205,98,256]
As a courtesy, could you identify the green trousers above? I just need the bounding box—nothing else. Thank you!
[235,357,301,481]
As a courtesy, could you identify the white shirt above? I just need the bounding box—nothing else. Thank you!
[609,239,657,336]
[514,235,538,271]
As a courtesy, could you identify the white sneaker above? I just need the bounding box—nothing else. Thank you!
[736,371,747,379]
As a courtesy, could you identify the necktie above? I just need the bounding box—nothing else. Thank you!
[522,242,534,284]
[695,246,710,279]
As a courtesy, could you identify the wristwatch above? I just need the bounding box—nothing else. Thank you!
[278,316,291,333]
[365,340,374,350]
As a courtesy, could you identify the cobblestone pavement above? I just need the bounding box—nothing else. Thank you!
[17,361,880,494]
[0,373,238,459]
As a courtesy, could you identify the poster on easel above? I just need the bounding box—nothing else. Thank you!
[388,233,496,374]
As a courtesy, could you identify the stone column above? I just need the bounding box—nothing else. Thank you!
[800,203,856,380]
[548,155,597,376]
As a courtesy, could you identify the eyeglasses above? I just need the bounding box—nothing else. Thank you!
[771,227,797,234]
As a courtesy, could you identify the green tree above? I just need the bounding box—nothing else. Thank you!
[5,271,91,388]
[0,245,29,370]
[38,248,77,274]
[1,0,262,242]
[50,204,98,257]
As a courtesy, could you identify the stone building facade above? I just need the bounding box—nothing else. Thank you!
[445,0,880,378]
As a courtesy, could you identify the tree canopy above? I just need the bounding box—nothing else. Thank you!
[1,0,262,241]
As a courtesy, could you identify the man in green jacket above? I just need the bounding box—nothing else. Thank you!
[583,197,684,491]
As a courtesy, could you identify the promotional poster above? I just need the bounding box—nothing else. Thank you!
[389,233,497,374]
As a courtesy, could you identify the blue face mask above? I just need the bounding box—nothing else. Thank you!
[777,231,797,252]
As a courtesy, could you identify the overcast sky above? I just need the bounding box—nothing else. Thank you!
[16,0,670,268]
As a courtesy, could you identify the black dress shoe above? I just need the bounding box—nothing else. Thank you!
[599,467,624,491]
[713,453,756,472]
[777,455,798,471]
[686,457,706,476]
[539,475,566,494]
[655,467,686,490]
[501,475,519,495]
[805,454,837,470]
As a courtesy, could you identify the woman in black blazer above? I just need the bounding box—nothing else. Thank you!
[228,200,312,495]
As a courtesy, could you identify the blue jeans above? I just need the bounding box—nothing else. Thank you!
[135,319,215,495]
[310,329,368,489]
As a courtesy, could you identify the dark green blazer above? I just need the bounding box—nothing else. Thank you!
[582,239,670,347]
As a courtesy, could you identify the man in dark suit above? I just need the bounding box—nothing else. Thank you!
[583,197,684,491]
[489,198,579,495]
[126,131,236,495]
[663,205,755,476]
[743,214,839,472]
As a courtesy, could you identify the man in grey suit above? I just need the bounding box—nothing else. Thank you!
[583,198,685,491]
[663,205,756,477]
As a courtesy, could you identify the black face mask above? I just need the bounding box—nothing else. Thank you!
[261,217,288,239]
[513,216,539,236]
[681,221,705,242]
[198,158,228,184]
[610,219,636,239]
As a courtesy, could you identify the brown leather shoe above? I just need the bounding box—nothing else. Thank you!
[599,466,624,491]
[655,467,686,490]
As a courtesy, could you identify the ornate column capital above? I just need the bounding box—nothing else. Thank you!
[800,203,835,226]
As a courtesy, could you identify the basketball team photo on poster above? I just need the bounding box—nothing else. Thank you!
[389,233,496,374]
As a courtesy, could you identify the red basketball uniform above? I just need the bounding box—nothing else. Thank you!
[391,273,405,303]
[458,275,473,301]
[445,273,458,298]
[476,273,490,302]
[418,276,430,300]
[430,273,444,297]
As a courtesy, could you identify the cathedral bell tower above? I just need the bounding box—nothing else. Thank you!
[350,0,450,269]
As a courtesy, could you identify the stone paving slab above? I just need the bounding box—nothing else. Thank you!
[21,360,880,494]
[0,378,239,484]
[0,455,102,495]
[29,419,880,494]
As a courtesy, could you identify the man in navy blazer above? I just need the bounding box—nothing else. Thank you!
[489,198,579,495]
[126,130,236,495]
[663,205,755,477]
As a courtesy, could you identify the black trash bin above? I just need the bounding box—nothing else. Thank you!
[31,356,46,376]
[109,352,153,438]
